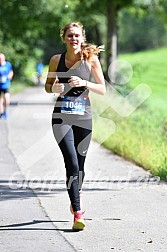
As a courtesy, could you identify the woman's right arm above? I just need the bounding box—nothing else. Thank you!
[45,55,58,93]
[45,54,64,94]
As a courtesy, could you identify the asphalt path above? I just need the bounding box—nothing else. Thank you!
[0,86,167,252]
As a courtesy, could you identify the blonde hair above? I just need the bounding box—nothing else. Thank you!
[60,22,104,61]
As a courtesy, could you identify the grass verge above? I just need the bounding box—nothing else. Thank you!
[91,47,167,180]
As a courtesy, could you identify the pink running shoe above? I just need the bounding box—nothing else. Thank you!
[72,211,85,231]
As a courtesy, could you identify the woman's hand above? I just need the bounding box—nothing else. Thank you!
[51,80,64,93]
[68,76,86,88]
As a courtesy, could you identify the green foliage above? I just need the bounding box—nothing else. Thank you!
[0,0,77,73]
[0,0,167,76]
[119,7,167,52]
[0,0,47,73]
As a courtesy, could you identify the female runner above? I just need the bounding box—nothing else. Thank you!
[45,22,106,230]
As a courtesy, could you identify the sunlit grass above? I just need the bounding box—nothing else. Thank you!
[91,47,167,180]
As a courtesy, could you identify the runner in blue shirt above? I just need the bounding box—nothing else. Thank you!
[36,62,43,85]
[0,53,14,119]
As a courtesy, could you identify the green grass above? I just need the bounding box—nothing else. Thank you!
[91,47,167,180]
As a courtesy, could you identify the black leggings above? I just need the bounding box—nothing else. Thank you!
[52,117,92,212]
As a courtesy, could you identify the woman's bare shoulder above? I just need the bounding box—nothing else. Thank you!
[50,54,61,64]
[48,54,62,71]
[86,55,100,71]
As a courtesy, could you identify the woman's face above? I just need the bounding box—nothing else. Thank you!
[64,27,84,50]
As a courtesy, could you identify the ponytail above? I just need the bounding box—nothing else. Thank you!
[80,43,104,61]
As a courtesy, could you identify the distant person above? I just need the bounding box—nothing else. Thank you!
[0,53,14,119]
[36,62,43,85]
[45,22,106,230]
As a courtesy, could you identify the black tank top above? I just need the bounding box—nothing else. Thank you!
[56,52,91,97]
[53,52,92,120]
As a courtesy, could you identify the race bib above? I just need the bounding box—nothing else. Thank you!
[61,96,86,115]
[0,76,7,83]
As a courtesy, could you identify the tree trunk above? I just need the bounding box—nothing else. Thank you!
[95,23,101,46]
[106,1,118,82]
[94,24,102,60]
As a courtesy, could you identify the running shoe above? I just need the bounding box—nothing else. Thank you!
[72,211,85,231]
[3,111,8,119]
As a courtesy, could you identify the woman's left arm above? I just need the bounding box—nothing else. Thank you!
[68,56,106,95]
[87,56,106,95]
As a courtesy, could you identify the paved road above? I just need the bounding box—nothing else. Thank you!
[0,86,167,252]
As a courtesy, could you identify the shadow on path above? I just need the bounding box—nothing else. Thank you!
[0,219,80,233]
[0,177,162,202]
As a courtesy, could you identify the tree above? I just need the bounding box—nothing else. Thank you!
[106,0,133,66]
[74,0,166,80]
[0,0,47,73]
[0,0,166,77]
[119,6,167,52]
[0,0,77,74]
[74,0,133,78]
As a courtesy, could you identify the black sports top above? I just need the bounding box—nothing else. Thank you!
[53,52,92,120]
[56,52,91,96]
